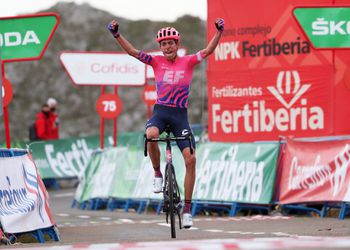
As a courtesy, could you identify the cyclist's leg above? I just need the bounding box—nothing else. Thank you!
[145,105,166,192]
[178,138,196,228]
[179,141,196,209]
[171,112,196,213]
[146,126,161,170]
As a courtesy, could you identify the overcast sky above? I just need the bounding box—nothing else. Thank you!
[0,0,207,21]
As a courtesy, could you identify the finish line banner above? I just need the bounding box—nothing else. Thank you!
[278,138,350,204]
[207,0,350,142]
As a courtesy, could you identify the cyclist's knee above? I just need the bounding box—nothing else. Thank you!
[184,153,196,169]
[146,127,159,138]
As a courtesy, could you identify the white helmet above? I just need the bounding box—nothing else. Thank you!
[47,97,57,108]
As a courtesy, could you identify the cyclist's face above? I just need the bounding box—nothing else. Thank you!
[159,39,178,61]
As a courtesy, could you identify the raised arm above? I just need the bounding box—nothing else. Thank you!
[108,20,140,58]
[201,18,224,58]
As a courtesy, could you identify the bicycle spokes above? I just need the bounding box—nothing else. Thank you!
[163,165,182,231]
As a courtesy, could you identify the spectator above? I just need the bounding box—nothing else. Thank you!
[47,97,59,139]
[35,103,57,140]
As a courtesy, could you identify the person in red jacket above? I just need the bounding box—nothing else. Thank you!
[47,97,59,139]
[35,103,57,140]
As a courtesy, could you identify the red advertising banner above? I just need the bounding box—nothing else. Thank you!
[207,0,350,142]
[278,138,350,204]
[208,66,333,142]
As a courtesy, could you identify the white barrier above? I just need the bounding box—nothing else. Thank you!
[0,150,54,233]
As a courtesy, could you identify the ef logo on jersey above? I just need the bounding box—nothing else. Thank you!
[163,70,185,84]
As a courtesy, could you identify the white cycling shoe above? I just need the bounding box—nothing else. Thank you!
[182,213,193,229]
[153,176,163,193]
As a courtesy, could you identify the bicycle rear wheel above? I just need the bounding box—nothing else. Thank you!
[167,163,176,238]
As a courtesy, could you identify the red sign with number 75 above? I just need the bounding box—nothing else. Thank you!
[96,93,123,119]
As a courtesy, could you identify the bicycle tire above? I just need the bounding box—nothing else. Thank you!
[167,163,176,238]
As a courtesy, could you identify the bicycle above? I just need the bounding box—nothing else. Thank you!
[144,125,193,239]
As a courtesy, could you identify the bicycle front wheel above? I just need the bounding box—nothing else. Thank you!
[167,163,176,238]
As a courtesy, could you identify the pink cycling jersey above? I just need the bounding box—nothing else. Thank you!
[137,51,204,108]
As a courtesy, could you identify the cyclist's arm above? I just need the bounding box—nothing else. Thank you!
[114,34,140,58]
[200,31,222,58]
[108,20,140,58]
[200,18,224,58]
[108,20,153,63]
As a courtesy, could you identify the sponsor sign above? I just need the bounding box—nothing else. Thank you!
[31,137,95,179]
[208,68,332,142]
[278,138,350,204]
[293,7,350,49]
[59,52,146,86]
[96,93,123,119]
[207,0,350,142]
[193,143,279,203]
[28,133,145,179]
[0,13,59,62]
[0,154,54,233]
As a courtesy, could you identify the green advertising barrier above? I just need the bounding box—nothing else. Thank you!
[130,145,185,200]
[28,131,144,179]
[74,150,103,203]
[75,148,128,202]
[0,13,60,62]
[5,127,201,180]
[26,129,198,179]
[193,143,279,204]
[293,7,350,48]
[75,145,185,203]
[74,142,279,205]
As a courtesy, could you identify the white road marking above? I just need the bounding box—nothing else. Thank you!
[158,223,170,227]
[56,213,70,217]
[204,229,224,233]
[272,232,298,237]
[98,217,112,221]
[118,219,135,224]
[227,231,241,234]
[140,220,164,224]
[53,192,75,198]
[77,215,91,219]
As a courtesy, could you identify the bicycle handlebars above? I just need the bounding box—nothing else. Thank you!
[144,134,194,157]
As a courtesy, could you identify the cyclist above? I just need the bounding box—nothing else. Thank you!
[108,18,224,228]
